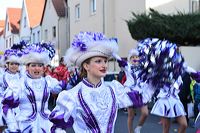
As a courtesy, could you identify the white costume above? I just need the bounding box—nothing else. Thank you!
[50,32,143,132]
[2,73,62,132]
[2,42,61,133]
[50,78,142,133]
[123,63,154,104]
[0,47,23,127]
[151,76,186,117]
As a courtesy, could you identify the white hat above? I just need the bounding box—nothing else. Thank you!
[128,48,139,61]
[0,55,5,67]
[4,49,23,64]
[64,31,118,67]
[4,41,28,64]
[22,42,55,65]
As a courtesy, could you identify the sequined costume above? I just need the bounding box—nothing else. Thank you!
[2,73,62,133]
[49,78,143,133]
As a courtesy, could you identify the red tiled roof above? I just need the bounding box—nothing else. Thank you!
[0,29,4,36]
[0,20,5,28]
[0,20,5,36]
[25,0,45,28]
[52,0,66,17]
[7,8,21,34]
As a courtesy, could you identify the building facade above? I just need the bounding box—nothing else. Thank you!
[4,8,21,49]
[41,0,69,66]
[68,0,146,71]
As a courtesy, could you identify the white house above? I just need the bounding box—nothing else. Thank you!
[0,20,5,53]
[4,8,21,49]
[41,0,69,66]
[19,0,45,43]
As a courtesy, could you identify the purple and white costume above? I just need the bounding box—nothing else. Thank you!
[0,70,21,126]
[120,62,155,104]
[151,76,186,118]
[2,73,62,132]
[49,78,143,133]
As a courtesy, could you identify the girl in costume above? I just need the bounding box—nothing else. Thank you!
[116,48,154,133]
[0,45,23,132]
[49,31,143,133]
[137,38,188,133]
[2,42,62,133]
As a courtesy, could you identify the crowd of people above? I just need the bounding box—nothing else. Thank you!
[0,31,199,133]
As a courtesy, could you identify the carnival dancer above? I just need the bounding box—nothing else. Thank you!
[0,44,24,132]
[49,31,144,133]
[0,55,6,132]
[116,48,154,133]
[0,55,5,75]
[137,38,188,133]
[2,42,62,133]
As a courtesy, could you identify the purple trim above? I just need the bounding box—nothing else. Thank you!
[59,80,67,89]
[40,80,49,119]
[26,72,33,79]
[21,125,32,133]
[127,90,143,108]
[2,94,20,115]
[82,78,102,88]
[173,104,177,116]
[3,74,8,89]
[164,104,170,116]
[107,87,117,133]
[78,89,100,132]
[41,128,46,133]
[49,110,74,132]
[25,80,37,121]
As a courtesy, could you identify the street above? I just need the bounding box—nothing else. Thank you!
[66,108,196,133]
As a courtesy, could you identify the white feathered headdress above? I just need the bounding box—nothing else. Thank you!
[64,31,119,67]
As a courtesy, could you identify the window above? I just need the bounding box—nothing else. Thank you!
[7,22,9,31]
[9,38,11,47]
[24,17,27,27]
[45,29,48,41]
[75,4,80,20]
[6,40,8,48]
[33,33,35,43]
[190,0,200,13]
[37,31,40,42]
[90,0,96,14]
[53,26,56,38]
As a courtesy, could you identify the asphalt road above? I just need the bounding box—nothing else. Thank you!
[66,108,196,133]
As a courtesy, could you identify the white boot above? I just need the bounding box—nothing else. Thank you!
[134,126,142,133]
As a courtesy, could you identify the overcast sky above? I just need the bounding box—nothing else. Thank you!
[0,0,23,20]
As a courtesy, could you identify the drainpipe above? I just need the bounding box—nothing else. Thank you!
[58,17,61,61]
[102,0,105,34]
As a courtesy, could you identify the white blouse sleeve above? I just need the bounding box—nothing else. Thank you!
[108,80,143,109]
[49,90,76,130]
[2,85,21,132]
[45,75,62,94]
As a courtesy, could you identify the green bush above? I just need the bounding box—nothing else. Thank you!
[127,8,200,46]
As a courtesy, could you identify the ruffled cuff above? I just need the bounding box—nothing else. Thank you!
[117,59,128,68]
[49,110,74,132]
[127,90,143,108]
[2,94,19,115]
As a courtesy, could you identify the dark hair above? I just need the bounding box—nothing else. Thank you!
[80,57,91,79]
[59,57,64,64]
